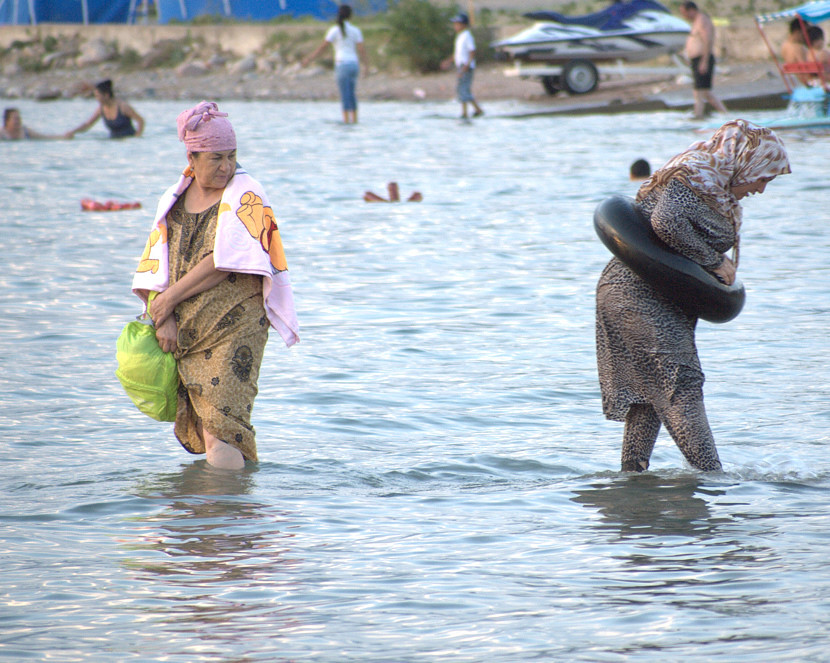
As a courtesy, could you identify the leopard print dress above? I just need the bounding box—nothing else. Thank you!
[166,196,269,462]
[595,179,735,471]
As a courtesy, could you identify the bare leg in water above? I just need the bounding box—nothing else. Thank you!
[693,89,727,119]
[203,427,245,470]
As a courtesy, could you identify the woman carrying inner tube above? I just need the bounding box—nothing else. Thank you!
[595,120,790,472]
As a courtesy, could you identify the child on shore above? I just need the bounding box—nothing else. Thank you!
[441,12,484,120]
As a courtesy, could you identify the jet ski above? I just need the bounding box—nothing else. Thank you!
[493,0,690,65]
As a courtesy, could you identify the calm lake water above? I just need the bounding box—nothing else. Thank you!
[1,98,829,662]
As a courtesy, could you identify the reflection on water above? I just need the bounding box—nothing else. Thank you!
[135,461,259,498]
[571,473,721,540]
[572,473,783,633]
[129,463,299,582]
[124,464,303,642]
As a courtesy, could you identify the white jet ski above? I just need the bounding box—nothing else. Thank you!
[493,0,690,65]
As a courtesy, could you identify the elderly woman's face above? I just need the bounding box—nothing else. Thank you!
[188,149,237,190]
[731,176,775,200]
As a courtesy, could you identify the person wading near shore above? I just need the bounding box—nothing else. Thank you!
[133,101,299,469]
[69,79,144,139]
[596,120,790,473]
[679,1,728,119]
[440,12,484,120]
[302,4,369,124]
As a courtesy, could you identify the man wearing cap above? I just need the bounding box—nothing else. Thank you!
[441,12,484,120]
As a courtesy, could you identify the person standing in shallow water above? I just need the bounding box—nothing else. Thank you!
[441,12,484,120]
[679,1,727,120]
[595,120,790,472]
[69,79,144,139]
[132,101,299,470]
[302,4,369,124]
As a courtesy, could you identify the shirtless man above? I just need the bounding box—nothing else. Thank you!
[679,1,727,119]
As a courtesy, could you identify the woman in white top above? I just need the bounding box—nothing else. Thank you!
[303,5,369,124]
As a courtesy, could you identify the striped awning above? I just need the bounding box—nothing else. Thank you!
[757,0,830,23]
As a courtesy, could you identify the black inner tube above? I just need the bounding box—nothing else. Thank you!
[594,195,745,323]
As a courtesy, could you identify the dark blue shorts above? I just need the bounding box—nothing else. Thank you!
[690,55,715,90]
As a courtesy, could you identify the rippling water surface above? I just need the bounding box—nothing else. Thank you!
[2,99,829,662]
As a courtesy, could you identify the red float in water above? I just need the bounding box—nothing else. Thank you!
[81,199,142,211]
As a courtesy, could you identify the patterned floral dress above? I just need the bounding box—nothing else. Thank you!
[595,179,735,471]
[166,196,270,461]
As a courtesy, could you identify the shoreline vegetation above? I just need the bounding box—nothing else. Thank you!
[0,1,791,105]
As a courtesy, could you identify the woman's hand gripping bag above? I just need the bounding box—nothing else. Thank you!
[115,317,178,421]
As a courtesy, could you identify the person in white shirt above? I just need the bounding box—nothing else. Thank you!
[302,4,369,124]
[441,12,484,120]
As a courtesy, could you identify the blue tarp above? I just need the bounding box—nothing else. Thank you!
[0,0,133,24]
[0,0,386,24]
[155,0,386,23]
[757,1,830,23]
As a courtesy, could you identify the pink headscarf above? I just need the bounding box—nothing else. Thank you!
[176,101,236,153]
[637,119,791,266]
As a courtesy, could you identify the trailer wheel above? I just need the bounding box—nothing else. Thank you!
[563,59,598,94]
[541,75,562,95]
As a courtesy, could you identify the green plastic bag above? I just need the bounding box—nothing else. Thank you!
[115,316,178,422]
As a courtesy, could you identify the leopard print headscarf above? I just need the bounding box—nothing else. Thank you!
[637,119,791,266]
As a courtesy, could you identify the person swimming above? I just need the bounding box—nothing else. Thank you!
[629,158,651,182]
[1,107,73,140]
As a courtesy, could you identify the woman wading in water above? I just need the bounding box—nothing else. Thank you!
[596,120,790,472]
[132,101,298,469]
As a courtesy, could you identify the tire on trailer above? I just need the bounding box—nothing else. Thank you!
[541,75,562,95]
[562,59,598,94]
